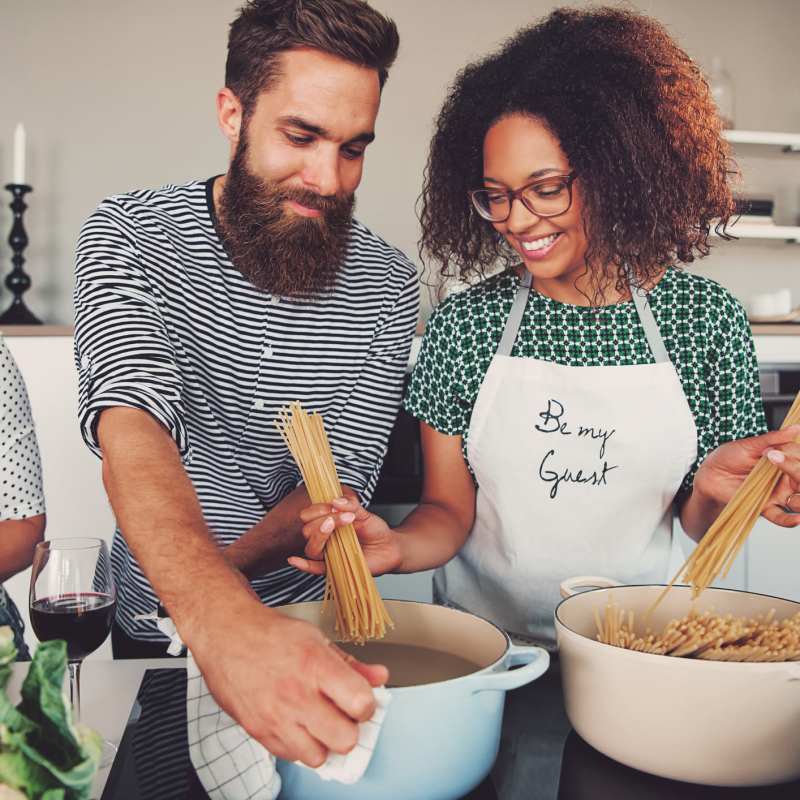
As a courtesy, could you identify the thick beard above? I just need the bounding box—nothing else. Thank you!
[218,135,355,298]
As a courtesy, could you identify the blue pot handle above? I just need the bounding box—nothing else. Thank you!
[466,644,550,693]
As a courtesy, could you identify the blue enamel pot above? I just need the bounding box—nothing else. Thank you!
[275,599,550,800]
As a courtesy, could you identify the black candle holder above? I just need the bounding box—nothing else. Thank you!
[0,183,41,325]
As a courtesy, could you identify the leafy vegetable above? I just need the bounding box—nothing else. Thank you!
[0,628,100,800]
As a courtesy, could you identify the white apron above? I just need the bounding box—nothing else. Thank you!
[433,271,698,647]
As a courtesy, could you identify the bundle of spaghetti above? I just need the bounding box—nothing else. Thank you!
[652,390,800,611]
[275,401,393,644]
[595,598,800,662]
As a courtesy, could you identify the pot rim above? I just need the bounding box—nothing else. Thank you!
[554,583,800,670]
[282,597,516,692]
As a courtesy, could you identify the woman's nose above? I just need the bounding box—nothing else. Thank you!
[505,196,542,234]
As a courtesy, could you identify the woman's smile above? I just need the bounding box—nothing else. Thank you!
[515,231,563,260]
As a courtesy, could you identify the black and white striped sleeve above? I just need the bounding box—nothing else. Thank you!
[74,199,190,461]
[327,256,419,505]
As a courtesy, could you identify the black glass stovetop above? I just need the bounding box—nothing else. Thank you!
[101,666,800,800]
[100,668,496,800]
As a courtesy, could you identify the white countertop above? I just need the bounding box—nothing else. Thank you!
[3,329,797,365]
[7,657,186,799]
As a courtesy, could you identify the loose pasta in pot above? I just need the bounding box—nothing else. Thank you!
[596,598,800,662]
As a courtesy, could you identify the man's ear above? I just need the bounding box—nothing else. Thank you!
[216,87,243,146]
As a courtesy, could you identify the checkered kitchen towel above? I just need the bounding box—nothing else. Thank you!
[185,651,391,800]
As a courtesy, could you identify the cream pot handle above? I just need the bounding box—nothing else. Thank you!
[783,664,800,682]
[467,645,550,694]
[559,575,622,599]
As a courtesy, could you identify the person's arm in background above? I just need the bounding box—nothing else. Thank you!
[223,484,338,579]
[75,199,386,766]
[0,339,47,581]
[224,254,420,578]
[0,517,45,583]
[679,293,800,540]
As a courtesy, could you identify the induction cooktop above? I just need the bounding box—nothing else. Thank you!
[101,669,498,800]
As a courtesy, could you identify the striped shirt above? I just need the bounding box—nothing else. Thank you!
[74,178,419,641]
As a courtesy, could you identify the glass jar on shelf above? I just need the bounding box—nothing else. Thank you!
[709,56,735,129]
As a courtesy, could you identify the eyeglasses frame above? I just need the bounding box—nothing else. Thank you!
[469,171,578,223]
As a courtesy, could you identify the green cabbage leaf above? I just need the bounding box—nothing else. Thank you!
[0,628,100,800]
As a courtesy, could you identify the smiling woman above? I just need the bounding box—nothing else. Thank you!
[419,8,736,305]
[294,6,800,655]
[478,116,590,302]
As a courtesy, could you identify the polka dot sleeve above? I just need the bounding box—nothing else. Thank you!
[0,338,46,521]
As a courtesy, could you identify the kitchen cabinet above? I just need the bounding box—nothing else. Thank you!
[748,516,800,601]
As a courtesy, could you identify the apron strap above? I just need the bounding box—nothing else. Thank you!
[628,274,671,364]
[497,271,532,357]
[496,268,671,365]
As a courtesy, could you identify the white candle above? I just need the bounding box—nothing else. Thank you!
[13,123,26,185]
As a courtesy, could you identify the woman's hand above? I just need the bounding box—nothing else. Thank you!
[694,425,800,528]
[289,487,403,576]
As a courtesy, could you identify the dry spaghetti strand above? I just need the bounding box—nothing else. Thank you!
[649,389,800,614]
[275,401,393,644]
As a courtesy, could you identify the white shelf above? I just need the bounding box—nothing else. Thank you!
[721,222,800,242]
[723,129,800,152]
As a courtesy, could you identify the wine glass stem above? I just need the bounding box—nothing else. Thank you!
[68,659,82,722]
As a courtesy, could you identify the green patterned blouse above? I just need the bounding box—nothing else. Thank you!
[404,267,767,503]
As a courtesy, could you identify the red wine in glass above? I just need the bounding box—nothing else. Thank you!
[29,537,117,766]
[30,592,116,660]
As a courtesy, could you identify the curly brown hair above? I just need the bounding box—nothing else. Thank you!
[419,6,736,300]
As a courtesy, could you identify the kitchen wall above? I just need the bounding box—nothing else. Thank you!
[1,0,799,325]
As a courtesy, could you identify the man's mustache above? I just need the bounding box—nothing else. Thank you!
[276,186,349,216]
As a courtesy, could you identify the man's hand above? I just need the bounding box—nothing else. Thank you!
[223,485,312,579]
[223,482,370,580]
[290,488,402,577]
[97,407,388,765]
[187,597,389,766]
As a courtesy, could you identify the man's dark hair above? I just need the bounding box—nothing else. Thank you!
[419,7,737,303]
[226,0,399,118]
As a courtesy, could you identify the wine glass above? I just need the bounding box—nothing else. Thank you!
[29,537,117,762]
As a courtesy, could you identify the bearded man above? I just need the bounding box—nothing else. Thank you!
[73,0,417,767]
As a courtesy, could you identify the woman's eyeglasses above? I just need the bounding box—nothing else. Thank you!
[469,172,578,223]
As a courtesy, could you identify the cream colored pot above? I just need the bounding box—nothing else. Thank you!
[555,577,800,787]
